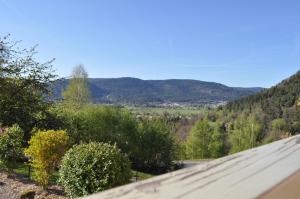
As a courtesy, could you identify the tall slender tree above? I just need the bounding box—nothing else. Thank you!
[185,119,212,159]
[62,64,91,106]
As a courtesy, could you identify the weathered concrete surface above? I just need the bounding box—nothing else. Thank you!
[181,160,211,168]
[84,135,300,199]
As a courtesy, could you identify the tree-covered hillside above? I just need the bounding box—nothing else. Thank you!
[226,71,300,120]
[53,77,263,106]
[183,70,300,159]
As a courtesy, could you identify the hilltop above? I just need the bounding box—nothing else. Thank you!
[53,77,263,106]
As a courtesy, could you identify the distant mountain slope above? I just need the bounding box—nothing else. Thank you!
[53,77,263,106]
[226,71,300,119]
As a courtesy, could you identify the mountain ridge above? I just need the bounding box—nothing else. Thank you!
[53,77,264,106]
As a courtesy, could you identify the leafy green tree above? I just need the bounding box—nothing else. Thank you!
[50,104,87,144]
[133,118,177,173]
[185,118,226,159]
[81,106,138,153]
[229,114,263,153]
[53,105,139,152]
[0,125,24,173]
[62,64,90,106]
[185,119,212,159]
[208,123,225,158]
[0,35,57,139]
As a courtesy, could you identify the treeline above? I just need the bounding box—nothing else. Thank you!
[182,109,264,159]
[225,71,300,139]
[50,104,178,173]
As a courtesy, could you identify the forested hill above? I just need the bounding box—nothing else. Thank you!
[226,70,300,120]
[53,77,263,106]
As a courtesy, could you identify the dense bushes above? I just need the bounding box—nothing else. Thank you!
[133,118,177,173]
[0,125,24,172]
[52,104,178,173]
[25,130,69,189]
[79,106,139,156]
[59,142,131,198]
[53,105,139,154]
[263,118,289,143]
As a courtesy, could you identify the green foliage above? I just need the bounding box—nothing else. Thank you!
[263,118,288,143]
[215,71,300,151]
[50,104,87,145]
[185,119,225,159]
[128,106,206,117]
[59,142,131,198]
[229,114,263,153]
[62,64,90,106]
[81,106,138,155]
[271,118,286,132]
[52,104,179,173]
[226,71,300,121]
[208,123,226,158]
[0,125,24,172]
[133,118,177,173]
[185,119,211,159]
[0,35,57,140]
[25,130,69,189]
[53,105,139,153]
[182,71,300,157]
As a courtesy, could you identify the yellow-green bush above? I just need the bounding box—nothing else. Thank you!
[25,130,69,189]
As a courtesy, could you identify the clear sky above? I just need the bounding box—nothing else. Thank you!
[1,0,300,87]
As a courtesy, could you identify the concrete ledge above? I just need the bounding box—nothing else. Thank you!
[84,135,300,199]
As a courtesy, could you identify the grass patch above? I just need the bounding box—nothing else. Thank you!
[131,170,154,181]
[127,106,206,116]
[14,162,30,176]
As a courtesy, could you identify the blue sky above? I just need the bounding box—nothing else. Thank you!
[1,0,300,87]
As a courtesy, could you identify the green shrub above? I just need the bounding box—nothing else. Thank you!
[0,124,24,173]
[59,142,131,198]
[25,130,69,189]
[133,119,177,174]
